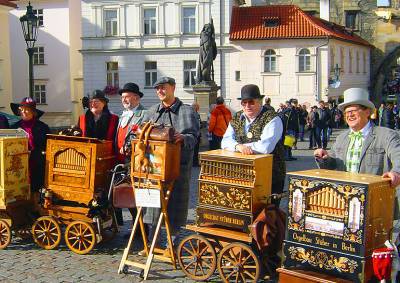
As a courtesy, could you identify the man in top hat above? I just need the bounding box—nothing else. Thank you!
[221,84,286,196]
[314,88,400,187]
[10,97,50,191]
[114,82,146,227]
[78,89,119,145]
[142,76,199,252]
[116,82,146,163]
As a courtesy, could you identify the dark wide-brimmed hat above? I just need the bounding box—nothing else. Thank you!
[338,88,375,112]
[238,84,265,100]
[91,89,109,103]
[118,82,144,98]
[153,77,176,88]
[10,97,44,118]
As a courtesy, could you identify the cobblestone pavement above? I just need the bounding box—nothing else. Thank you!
[0,131,341,283]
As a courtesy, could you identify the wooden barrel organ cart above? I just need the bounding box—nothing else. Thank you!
[278,169,394,283]
[118,123,181,279]
[0,129,31,249]
[31,135,117,254]
[177,149,273,282]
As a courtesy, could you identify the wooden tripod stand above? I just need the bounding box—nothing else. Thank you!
[118,179,177,280]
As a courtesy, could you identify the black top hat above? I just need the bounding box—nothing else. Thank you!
[10,97,45,118]
[118,82,144,98]
[238,84,265,100]
[153,77,176,88]
[91,90,109,103]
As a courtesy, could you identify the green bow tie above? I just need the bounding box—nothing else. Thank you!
[349,131,362,138]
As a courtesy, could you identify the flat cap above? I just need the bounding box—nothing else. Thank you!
[153,76,176,88]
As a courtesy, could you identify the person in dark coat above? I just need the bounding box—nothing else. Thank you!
[0,113,9,129]
[10,97,50,192]
[282,99,299,160]
[380,103,395,129]
[316,100,331,149]
[78,90,119,145]
[142,77,199,251]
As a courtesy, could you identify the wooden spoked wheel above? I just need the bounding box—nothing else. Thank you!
[65,221,96,255]
[0,220,11,249]
[31,216,61,250]
[217,242,260,283]
[177,234,217,281]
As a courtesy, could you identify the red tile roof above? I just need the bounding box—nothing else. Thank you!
[0,0,16,8]
[230,5,371,47]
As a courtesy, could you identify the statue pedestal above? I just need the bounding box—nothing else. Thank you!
[192,82,220,121]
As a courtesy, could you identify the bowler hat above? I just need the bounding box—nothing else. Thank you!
[91,89,109,103]
[10,97,44,118]
[338,88,375,112]
[118,82,144,98]
[238,84,265,100]
[153,77,176,88]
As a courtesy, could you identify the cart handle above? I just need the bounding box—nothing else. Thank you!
[97,156,115,161]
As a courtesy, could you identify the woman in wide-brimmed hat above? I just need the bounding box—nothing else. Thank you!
[77,90,118,144]
[10,97,50,192]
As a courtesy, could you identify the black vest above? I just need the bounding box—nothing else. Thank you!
[231,107,286,193]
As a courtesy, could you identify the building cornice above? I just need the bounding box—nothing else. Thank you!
[80,45,233,54]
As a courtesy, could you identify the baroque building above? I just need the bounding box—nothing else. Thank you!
[252,0,400,103]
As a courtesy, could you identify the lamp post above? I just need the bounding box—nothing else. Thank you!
[20,2,38,99]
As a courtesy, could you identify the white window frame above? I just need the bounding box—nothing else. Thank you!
[183,60,197,87]
[33,46,45,65]
[298,48,311,72]
[104,9,118,37]
[106,62,119,87]
[145,61,157,87]
[182,7,196,34]
[33,9,43,26]
[143,8,157,35]
[264,49,277,72]
[34,83,46,104]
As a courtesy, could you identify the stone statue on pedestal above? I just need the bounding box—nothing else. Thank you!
[197,19,217,84]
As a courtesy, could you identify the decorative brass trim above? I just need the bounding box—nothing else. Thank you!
[287,246,358,273]
[199,183,251,211]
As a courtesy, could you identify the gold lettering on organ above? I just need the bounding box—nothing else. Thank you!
[316,237,330,247]
[293,232,313,244]
[202,213,244,226]
[342,242,356,252]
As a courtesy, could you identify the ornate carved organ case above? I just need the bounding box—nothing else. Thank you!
[283,169,393,282]
[197,150,273,232]
[0,129,29,208]
[45,135,114,205]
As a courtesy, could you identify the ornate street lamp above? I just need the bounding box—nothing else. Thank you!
[20,2,38,98]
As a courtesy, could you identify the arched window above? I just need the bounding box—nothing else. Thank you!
[264,49,277,72]
[299,48,311,72]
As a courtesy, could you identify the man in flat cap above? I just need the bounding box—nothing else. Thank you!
[142,76,199,253]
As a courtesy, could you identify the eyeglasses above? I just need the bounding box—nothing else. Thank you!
[344,108,362,117]
[241,100,256,106]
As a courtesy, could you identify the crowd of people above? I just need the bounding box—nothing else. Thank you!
[2,81,400,280]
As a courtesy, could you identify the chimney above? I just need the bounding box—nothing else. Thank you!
[320,0,330,21]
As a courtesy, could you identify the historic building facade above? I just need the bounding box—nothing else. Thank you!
[81,0,241,114]
[228,5,371,109]
[9,0,83,127]
[0,0,16,115]
[254,0,400,102]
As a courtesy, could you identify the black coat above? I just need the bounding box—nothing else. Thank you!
[0,114,9,129]
[12,119,50,191]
